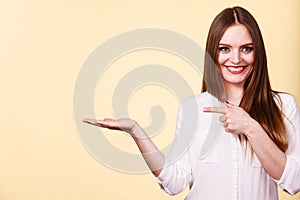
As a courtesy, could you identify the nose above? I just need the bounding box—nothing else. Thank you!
[230,50,241,64]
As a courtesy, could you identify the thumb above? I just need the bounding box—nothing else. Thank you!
[225,100,238,108]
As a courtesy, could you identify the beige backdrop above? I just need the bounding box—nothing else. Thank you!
[1,0,299,199]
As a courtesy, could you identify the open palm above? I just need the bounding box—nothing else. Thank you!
[83,118,137,134]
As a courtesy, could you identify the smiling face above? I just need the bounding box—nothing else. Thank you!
[217,24,254,89]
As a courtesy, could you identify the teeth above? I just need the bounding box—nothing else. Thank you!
[228,66,243,72]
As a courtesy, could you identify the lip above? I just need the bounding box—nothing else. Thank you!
[225,65,247,74]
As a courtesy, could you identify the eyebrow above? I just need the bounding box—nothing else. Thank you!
[218,42,254,46]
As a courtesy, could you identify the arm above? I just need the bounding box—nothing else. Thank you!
[204,103,286,180]
[83,101,193,195]
[239,95,300,184]
[131,123,165,177]
[275,95,300,195]
[244,118,286,180]
[83,118,165,177]
[204,96,300,194]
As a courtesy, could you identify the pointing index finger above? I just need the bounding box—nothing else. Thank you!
[203,106,226,114]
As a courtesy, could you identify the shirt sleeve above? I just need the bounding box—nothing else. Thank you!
[156,103,193,195]
[276,94,300,195]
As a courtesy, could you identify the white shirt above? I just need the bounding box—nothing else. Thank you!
[157,92,300,200]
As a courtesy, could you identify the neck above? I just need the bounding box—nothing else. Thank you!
[224,82,244,106]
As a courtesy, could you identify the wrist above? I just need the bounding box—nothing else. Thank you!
[130,121,148,139]
[244,118,261,139]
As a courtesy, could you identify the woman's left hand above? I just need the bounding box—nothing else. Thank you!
[223,103,257,135]
[204,103,258,135]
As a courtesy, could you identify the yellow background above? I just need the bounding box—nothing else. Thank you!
[1,0,299,200]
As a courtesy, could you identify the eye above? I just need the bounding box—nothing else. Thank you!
[241,46,253,53]
[218,46,230,53]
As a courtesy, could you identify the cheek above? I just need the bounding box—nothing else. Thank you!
[217,53,229,65]
[244,53,255,64]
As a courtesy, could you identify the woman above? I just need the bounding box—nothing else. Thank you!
[83,6,300,200]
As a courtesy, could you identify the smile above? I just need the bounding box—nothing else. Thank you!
[225,66,247,74]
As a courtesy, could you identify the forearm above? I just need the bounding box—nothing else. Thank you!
[246,119,287,180]
[130,123,165,177]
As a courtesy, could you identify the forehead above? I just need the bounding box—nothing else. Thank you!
[219,24,253,45]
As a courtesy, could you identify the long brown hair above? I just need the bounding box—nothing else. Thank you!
[202,6,288,152]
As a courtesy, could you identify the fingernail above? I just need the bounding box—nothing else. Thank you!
[203,107,207,112]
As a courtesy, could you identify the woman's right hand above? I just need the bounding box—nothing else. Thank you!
[83,117,164,176]
[83,118,139,136]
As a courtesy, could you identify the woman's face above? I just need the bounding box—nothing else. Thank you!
[217,24,254,88]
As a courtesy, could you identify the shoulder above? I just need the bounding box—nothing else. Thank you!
[178,92,220,119]
[276,92,296,104]
[275,92,299,116]
[180,92,217,107]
